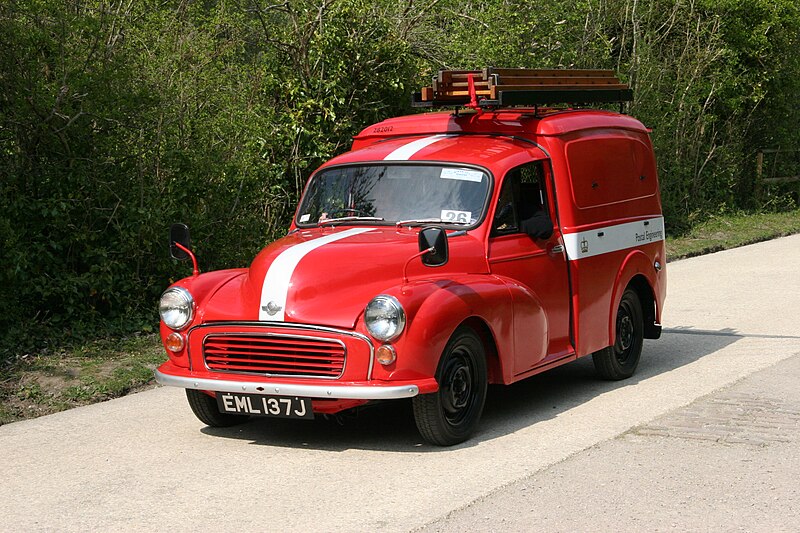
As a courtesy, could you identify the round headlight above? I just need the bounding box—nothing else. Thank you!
[159,287,194,330]
[365,295,406,342]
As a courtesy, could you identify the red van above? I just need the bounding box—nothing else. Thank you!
[155,69,666,445]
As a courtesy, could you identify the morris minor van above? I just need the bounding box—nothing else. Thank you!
[155,68,666,445]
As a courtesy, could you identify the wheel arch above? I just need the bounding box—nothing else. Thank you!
[460,316,504,385]
[628,275,658,339]
[608,250,660,346]
[387,275,514,382]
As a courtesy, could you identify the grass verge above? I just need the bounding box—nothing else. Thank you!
[0,333,164,424]
[666,210,800,260]
[2,209,799,425]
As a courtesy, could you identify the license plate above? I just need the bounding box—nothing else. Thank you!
[216,392,314,419]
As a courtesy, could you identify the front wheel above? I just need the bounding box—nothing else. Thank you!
[412,326,488,446]
[185,389,249,427]
[592,288,644,380]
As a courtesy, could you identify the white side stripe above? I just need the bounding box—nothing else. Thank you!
[563,217,664,260]
[383,134,451,161]
[259,228,372,321]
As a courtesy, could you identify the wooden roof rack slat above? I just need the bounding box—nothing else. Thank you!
[483,67,616,78]
[490,84,629,99]
[413,67,632,109]
[486,76,623,88]
[437,80,491,89]
[437,70,482,83]
[436,90,493,98]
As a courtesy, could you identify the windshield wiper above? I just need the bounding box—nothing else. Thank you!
[395,218,471,227]
[317,216,384,226]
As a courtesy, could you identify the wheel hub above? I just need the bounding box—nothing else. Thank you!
[448,367,470,409]
[442,356,473,419]
[618,314,634,351]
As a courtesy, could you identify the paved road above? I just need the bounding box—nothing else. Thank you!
[2,234,799,532]
[421,350,800,532]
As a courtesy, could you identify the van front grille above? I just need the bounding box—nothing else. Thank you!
[203,334,345,378]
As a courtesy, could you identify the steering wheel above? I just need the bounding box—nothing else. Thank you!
[329,208,369,218]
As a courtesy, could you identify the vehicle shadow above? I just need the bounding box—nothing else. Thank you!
[201,326,742,452]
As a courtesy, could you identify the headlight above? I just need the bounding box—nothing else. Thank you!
[159,287,194,330]
[364,295,405,342]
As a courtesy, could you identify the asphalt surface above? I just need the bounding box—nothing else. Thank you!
[2,234,799,532]
[420,349,800,532]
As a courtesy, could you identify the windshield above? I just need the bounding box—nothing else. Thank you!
[296,164,491,226]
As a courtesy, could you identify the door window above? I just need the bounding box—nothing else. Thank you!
[491,162,551,238]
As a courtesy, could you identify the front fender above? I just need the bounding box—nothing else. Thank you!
[368,275,516,384]
[174,269,249,318]
[159,268,247,367]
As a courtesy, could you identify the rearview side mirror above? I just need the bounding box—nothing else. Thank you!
[169,223,192,261]
[418,226,449,267]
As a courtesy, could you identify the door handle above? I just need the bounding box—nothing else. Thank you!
[550,244,564,255]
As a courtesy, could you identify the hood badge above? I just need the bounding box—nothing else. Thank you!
[262,301,283,316]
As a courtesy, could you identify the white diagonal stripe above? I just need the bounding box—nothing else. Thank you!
[259,228,372,321]
[383,134,451,161]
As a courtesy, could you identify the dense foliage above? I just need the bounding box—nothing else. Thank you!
[1,0,798,359]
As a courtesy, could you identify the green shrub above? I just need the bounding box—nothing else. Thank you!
[1,0,798,362]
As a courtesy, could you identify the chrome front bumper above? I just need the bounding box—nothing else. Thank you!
[154,369,421,400]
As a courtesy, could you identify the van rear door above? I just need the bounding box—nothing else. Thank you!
[558,132,663,356]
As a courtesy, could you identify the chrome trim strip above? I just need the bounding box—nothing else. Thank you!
[188,322,376,380]
[202,332,347,379]
[154,369,419,400]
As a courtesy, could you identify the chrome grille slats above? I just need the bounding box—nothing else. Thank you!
[202,333,346,378]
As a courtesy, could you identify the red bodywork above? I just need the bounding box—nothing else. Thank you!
[156,108,666,415]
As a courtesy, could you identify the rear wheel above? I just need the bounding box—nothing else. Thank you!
[412,326,488,446]
[593,288,644,380]
[185,389,249,427]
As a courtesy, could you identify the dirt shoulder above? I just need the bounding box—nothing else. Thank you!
[0,334,164,424]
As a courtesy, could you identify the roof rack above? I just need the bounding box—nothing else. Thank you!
[412,67,632,109]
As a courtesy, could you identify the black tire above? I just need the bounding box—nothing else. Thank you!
[185,389,249,427]
[593,288,644,380]
[412,326,488,446]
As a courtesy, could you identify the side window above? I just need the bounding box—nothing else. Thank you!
[518,163,546,219]
[491,161,551,237]
[492,171,518,235]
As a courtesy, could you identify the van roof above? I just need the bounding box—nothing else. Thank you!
[324,132,548,172]
[353,109,649,145]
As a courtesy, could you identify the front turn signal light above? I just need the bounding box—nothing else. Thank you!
[165,332,185,352]
[376,344,397,365]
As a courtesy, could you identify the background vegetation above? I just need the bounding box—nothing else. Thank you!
[1,0,799,363]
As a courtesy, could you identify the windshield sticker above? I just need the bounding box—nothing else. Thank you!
[299,214,311,223]
[440,168,484,183]
[441,210,471,224]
